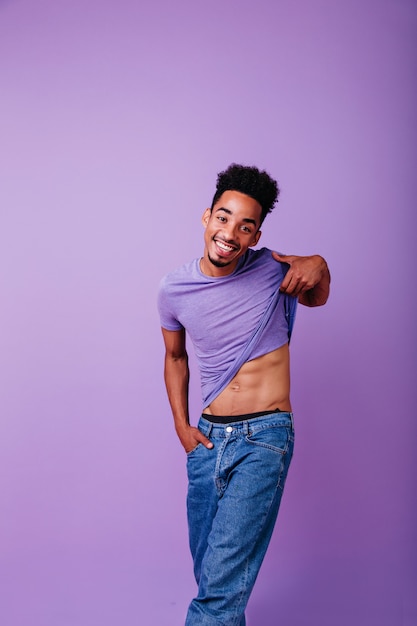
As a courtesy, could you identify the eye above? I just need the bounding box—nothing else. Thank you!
[217,215,226,222]
[241,225,251,233]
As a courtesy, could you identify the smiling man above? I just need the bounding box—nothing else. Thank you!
[158,164,330,626]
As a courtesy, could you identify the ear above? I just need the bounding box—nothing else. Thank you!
[250,229,262,247]
[202,207,211,227]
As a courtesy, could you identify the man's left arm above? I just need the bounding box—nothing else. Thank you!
[272,252,331,307]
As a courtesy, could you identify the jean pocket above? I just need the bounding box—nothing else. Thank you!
[186,442,203,457]
[245,424,292,454]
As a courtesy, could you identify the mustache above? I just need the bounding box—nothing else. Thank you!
[214,237,239,249]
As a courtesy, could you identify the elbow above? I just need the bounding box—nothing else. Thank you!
[165,350,188,364]
[299,286,330,307]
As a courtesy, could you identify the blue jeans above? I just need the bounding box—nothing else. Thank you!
[185,411,294,626]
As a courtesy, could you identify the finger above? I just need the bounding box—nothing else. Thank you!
[196,430,213,449]
[280,271,299,293]
[279,275,290,291]
[272,252,297,265]
[281,274,304,296]
[272,251,291,265]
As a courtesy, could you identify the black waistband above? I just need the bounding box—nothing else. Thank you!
[201,408,284,424]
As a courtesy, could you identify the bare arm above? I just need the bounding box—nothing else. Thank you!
[272,252,331,307]
[161,327,213,453]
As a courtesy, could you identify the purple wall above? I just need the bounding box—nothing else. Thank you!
[1,1,415,624]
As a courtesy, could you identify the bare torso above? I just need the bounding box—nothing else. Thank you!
[203,343,291,416]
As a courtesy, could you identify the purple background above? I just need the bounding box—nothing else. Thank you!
[1,0,415,624]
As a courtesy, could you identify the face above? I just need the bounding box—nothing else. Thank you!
[201,190,262,276]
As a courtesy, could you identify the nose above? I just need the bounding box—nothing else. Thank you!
[223,221,238,241]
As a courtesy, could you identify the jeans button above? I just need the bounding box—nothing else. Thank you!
[226,426,233,433]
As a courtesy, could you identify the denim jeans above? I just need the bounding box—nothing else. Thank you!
[185,411,294,626]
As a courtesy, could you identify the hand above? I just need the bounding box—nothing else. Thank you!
[272,252,330,305]
[176,424,214,454]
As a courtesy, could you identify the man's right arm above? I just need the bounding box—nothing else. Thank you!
[161,327,213,453]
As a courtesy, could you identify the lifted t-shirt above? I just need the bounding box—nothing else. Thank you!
[158,247,297,407]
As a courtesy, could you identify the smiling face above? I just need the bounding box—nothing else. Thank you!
[200,190,262,277]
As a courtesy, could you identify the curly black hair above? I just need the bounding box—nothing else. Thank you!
[211,163,280,225]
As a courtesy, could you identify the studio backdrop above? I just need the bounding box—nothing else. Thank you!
[0,1,415,625]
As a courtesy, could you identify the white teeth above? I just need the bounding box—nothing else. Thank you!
[216,240,234,251]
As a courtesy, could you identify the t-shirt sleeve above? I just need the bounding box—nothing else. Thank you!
[157,278,184,331]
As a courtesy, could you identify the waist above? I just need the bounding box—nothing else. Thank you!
[198,410,294,437]
[202,407,286,424]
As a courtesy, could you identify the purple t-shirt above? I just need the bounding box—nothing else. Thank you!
[158,247,297,407]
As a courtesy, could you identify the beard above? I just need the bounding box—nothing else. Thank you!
[207,252,234,268]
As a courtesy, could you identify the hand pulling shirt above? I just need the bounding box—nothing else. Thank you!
[157,247,297,408]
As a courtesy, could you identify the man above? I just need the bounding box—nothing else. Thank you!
[158,164,330,626]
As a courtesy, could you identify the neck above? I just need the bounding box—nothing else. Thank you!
[199,255,236,277]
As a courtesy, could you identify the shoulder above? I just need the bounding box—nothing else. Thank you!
[158,260,199,330]
[239,247,272,269]
[247,247,279,264]
[240,247,285,276]
[159,259,198,292]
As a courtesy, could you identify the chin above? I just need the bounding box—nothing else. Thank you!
[208,254,232,268]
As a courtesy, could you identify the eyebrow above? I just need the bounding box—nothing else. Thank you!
[215,207,258,227]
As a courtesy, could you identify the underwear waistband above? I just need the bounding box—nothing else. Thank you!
[201,408,285,424]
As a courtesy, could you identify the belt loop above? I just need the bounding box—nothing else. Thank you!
[206,421,213,437]
[243,421,249,435]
